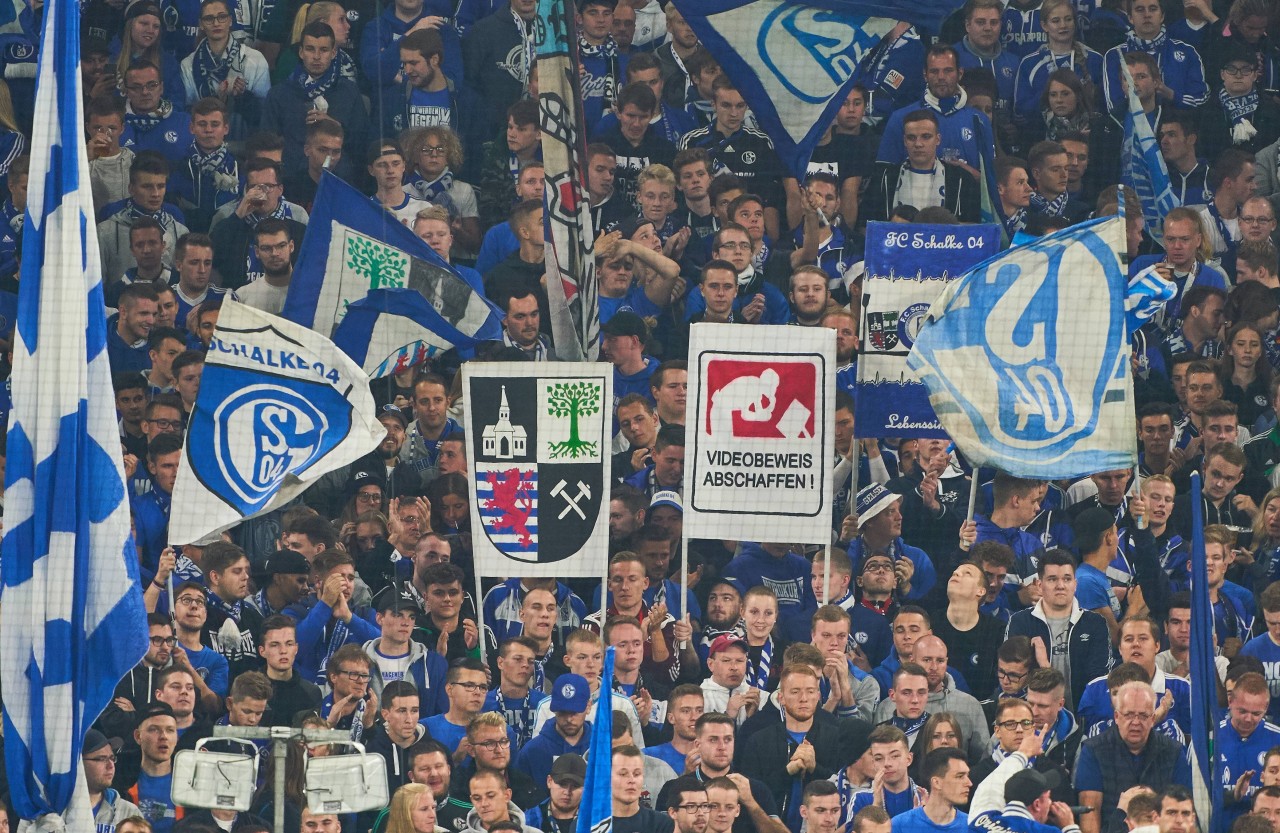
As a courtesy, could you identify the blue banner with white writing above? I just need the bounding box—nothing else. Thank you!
[855,222,1000,439]
[670,0,957,178]
[906,215,1137,478]
[169,301,387,544]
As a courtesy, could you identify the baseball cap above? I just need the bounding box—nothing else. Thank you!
[551,674,590,713]
[1004,769,1061,805]
[378,404,409,429]
[650,490,682,513]
[855,483,901,527]
[347,468,387,498]
[1073,506,1116,542]
[549,754,586,787]
[137,702,177,724]
[708,633,749,657]
[263,549,310,577]
[83,729,122,756]
[601,311,648,341]
[373,582,421,614]
[124,0,161,21]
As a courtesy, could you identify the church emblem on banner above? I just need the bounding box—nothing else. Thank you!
[469,372,608,564]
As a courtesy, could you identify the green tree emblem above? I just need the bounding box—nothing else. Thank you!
[546,381,601,459]
[346,234,408,289]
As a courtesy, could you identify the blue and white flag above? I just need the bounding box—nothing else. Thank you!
[906,215,1137,479]
[168,300,387,544]
[856,222,1000,439]
[333,288,491,377]
[576,647,615,833]
[1127,264,1177,332]
[0,0,149,823]
[1188,472,1221,832]
[671,0,929,177]
[1121,60,1177,247]
[281,171,503,341]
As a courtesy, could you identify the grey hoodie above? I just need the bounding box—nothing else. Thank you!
[872,672,991,761]
[465,801,542,833]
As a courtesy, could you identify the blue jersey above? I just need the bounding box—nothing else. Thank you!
[892,806,968,833]
[1215,717,1280,833]
[954,39,1020,117]
[851,780,924,820]
[1074,563,1121,620]
[1001,5,1045,61]
[1240,634,1280,721]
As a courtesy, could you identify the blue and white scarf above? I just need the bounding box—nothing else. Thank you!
[923,87,968,117]
[126,100,174,134]
[1030,190,1068,216]
[206,592,243,622]
[748,636,773,688]
[1219,87,1260,127]
[288,57,340,104]
[188,143,240,206]
[1126,26,1167,55]
[190,37,245,98]
[889,711,930,741]
[407,169,454,203]
[127,200,176,237]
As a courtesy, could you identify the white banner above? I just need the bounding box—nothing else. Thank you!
[463,362,613,577]
[684,323,835,544]
[169,301,387,544]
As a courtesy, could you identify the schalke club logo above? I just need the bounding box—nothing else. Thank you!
[189,369,353,514]
[469,375,607,563]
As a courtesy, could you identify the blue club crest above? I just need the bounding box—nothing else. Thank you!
[188,367,354,514]
[757,3,879,104]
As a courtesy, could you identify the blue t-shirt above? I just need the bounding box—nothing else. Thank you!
[1074,563,1120,619]
[890,806,968,833]
[645,741,686,774]
[851,781,920,819]
[1240,633,1280,721]
[599,286,662,325]
[422,713,469,753]
[133,771,178,833]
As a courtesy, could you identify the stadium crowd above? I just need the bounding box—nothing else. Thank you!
[5,0,1280,830]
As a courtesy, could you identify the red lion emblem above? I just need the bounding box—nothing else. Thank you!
[483,468,536,547]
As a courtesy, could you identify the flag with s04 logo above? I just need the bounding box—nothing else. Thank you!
[169,300,387,544]
[906,215,1137,479]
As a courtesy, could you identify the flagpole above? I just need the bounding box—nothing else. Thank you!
[474,565,488,666]
[822,544,831,605]
[1133,464,1146,530]
[680,527,690,649]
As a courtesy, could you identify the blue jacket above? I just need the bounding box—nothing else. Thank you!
[513,716,591,787]
[285,596,380,684]
[1005,600,1112,709]
[969,803,1062,833]
[362,637,449,719]
[845,536,936,601]
[1013,45,1104,125]
[974,515,1045,608]
[722,543,816,641]
[1001,5,1046,61]
[954,39,1019,117]
[120,108,195,167]
[871,648,971,699]
[482,578,588,647]
[684,274,791,326]
[358,5,463,93]
[1076,669,1192,738]
[1101,35,1207,113]
[876,100,993,170]
[130,487,171,581]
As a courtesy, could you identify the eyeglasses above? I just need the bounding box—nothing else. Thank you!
[149,636,178,646]
[1241,215,1275,225]
[125,81,162,93]
[256,241,292,254]
[1223,66,1257,77]
[200,12,231,22]
[338,670,371,683]
[678,804,713,812]
[1118,711,1154,723]
[997,719,1035,730]
[997,668,1028,682]
[356,492,383,503]
[84,754,117,764]
[175,596,205,607]
[420,145,447,156]
[450,681,487,692]
[863,561,894,573]
[146,418,182,430]
[473,738,511,750]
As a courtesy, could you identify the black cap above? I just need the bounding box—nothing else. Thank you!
[616,216,647,241]
[137,702,177,723]
[347,467,387,499]
[549,754,586,786]
[124,0,162,21]
[601,311,648,340]
[1004,769,1061,805]
[83,729,122,755]
[264,549,310,577]
[1073,506,1116,542]
[373,582,421,614]
[82,35,110,56]
[378,404,409,429]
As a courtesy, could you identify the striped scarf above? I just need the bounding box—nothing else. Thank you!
[749,636,773,689]
[190,37,245,98]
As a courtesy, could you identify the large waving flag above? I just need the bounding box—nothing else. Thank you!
[576,647,616,833]
[281,171,503,343]
[537,0,600,361]
[1189,472,1222,831]
[334,288,499,376]
[169,301,387,544]
[0,0,149,824]
[906,214,1137,479]
[670,0,956,178]
[1120,60,1177,247]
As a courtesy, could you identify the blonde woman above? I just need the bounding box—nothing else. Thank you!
[403,126,481,250]
[112,0,187,107]
[386,783,444,833]
[1012,0,1102,127]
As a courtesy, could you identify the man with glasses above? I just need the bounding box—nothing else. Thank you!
[1077,617,1191,738]
[84,728,143,831]
[210,158,308,289]
[1239,196,1279,246]
[971,699,1073,804]
[169,582,229,714]
[981,637,1035,724]
[663,777,710,833]
[232,219,295,314]
[423,657,491,754]
[120,62,193,165]
[98,612,178,742]
[451,712,534,810]
[322,643,379,737]
[1074,681,1192,833]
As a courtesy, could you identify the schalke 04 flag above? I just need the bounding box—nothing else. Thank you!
[684,323,834,544]
[0,0,149,823]
[463,363,612,577]
[1121,60,1178,247]
[281,170,503,342]
[333,288,487,377]
[169,301,387,544]
[537,0,600,360]
[906,215,1137,479]
[856,222,1000,438]
[670,0,954,177]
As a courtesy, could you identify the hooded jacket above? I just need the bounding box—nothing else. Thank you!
[873,672,990,761]
[1005,600,1112,709]
[362,636,450,719]
[722,543,816,641]
[465,801,541,833]
[513,714,591,789]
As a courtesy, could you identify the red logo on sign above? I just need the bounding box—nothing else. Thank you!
[704,360,817,439]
